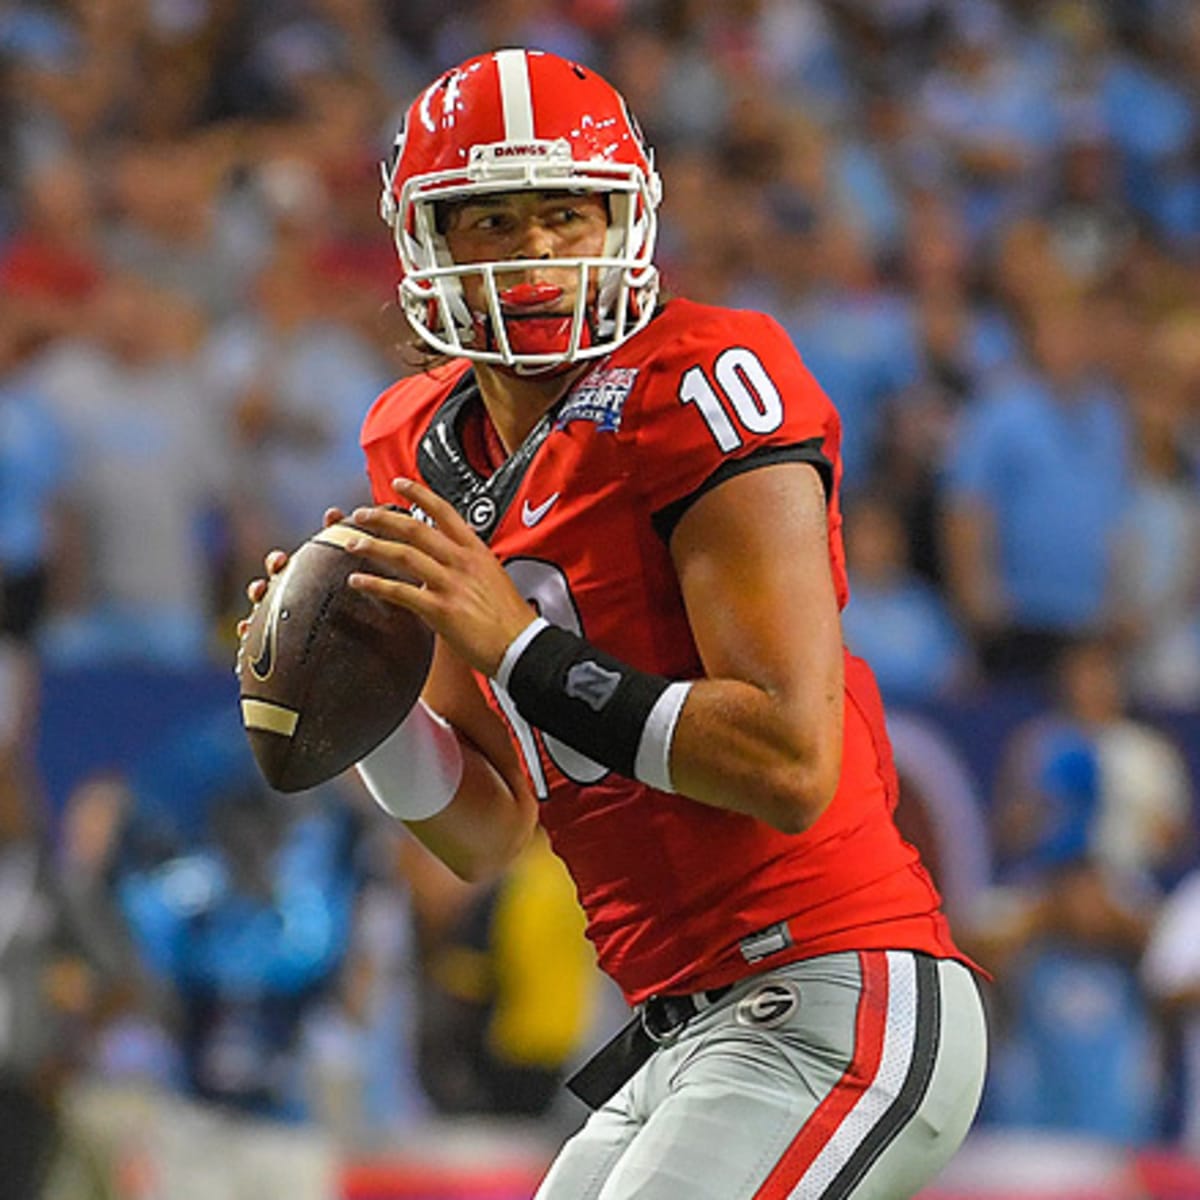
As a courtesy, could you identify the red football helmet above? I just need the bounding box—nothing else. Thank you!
[380,49,662,373]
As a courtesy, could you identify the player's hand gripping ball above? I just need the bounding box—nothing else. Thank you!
[237,513,434,792]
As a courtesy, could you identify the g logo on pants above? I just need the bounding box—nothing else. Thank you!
[736,982,799,1029]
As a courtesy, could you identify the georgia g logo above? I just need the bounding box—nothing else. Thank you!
[735,982,799,1029]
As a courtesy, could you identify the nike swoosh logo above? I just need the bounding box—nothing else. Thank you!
[249,564,291,680]
[521,492,560,527]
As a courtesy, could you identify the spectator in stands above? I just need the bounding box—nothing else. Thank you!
[114,706,362,1121]
[408,828,599,1121]
[32,272,233,668]
[993,638,1193,890]
[0,637,129,1197]
[2,0,142,168]
[983,847,1162,1142]
[102,140,262,322]
[1109,328,1200,709]
[972,635,1196,1140]
[300,818,429,1142]
[655,147,749,305]
[0,153,104,344]
[1142,867,1200,1156]
[56,771,178,1092]
[1030,108,1137,293]
[605,22,726,155]
[117,0,232,143]
[777,217,917,493]
[881,280,1016,584]
[204,249,386,555]
[940,295,1130,680]
[292,71,400,350]
[1097,12,1197,250]
[841,491,972,705]
[0,307,69,643]
[913,0,1057,242]
[824,79,909,261]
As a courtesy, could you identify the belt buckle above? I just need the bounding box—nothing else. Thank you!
[639,994,688,1046]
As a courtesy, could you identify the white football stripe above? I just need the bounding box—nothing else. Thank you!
[313,525,361,550]
[495,49,535,140]
[241,698,299,737]
[791,950,919,1197]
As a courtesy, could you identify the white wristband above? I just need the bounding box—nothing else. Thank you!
[356,699,464,822]
[492,615,550,691]
[633,681,692,793]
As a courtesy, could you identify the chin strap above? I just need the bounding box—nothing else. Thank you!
[471,312,596,374]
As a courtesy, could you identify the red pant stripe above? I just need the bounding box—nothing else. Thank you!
[751,950,890,1200]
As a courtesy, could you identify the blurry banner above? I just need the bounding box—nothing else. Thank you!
[341,1159,547,1200]
[921,1132,1200,1200]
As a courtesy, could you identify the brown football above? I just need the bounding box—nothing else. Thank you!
[237,516,434,793]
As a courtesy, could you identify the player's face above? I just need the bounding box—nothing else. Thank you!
[442,190,609,315]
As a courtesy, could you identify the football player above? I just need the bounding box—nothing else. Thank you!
[246,49,987,1199]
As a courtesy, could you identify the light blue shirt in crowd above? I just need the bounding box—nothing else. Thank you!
[991,945,1161,1143]
[783,290,917,492]
[943,372,1129,631]
[0,375,67,573]
[843,575,968,704]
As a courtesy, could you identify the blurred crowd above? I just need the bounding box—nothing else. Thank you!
[2,0,1200,1195]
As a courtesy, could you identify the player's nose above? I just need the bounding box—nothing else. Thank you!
[512,218,556,260]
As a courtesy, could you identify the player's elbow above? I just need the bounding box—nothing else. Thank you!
[441,851,506,885]
[405,781,537,884]
[758,747,840,835]
[431,830,528,884]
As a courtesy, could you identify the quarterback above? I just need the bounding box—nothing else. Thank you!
[247,48,987,1200]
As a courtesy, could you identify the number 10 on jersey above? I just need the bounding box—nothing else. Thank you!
[679,347,784,452]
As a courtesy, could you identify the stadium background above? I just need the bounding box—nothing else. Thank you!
[2,0,1200,1197]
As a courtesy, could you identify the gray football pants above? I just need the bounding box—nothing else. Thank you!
[536,951,987,1200]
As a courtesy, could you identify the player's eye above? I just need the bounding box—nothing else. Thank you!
[471,212,513,232]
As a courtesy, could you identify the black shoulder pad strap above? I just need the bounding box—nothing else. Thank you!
[416,369,560,544]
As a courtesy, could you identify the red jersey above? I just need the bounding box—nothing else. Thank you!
[362,298,967,1004]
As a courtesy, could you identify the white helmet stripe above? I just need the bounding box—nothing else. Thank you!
[495,49,535,140]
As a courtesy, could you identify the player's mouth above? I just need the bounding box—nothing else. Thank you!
[499,281,566,313]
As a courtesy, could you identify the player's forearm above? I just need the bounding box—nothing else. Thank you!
[1155,983,1200,1016]
[356,701,537,882]
[669,677,842,834]
[496,618,842,834]
[404,742,538,883]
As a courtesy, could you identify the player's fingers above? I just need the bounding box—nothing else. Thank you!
[346,565,444,625]
[390,477,476,544]
[349,507,456,566]
[323,507,346,528]
[342,530,451,591]
[246,577,268,604]
[348,572,445,633]
[265,549,288,575]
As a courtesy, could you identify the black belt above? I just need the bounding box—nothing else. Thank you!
[566,985,733,1110]
[642,985,733,1043]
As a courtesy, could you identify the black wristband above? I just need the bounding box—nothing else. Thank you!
[504,624,672,781]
